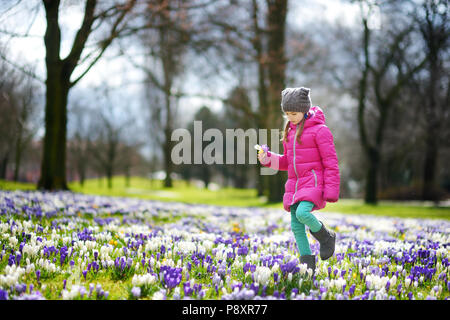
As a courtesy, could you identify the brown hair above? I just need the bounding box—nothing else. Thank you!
[280,118,306,145]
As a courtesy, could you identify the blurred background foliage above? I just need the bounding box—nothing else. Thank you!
[0,0,448,209]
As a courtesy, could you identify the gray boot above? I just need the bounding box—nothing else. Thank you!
[300,254,316,275]
[310,222,336,260]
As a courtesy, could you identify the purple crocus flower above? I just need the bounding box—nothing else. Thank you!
[127,257,133,268]
[349,284,356,296]
[36,270,41,282]
[82,270,87,280]
[15,283,26,294]
[8,254,15,266]
[79,287,86,299]
[0,289,8,300]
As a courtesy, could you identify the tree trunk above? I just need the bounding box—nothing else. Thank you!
[252,0,268,198]
[365,147,379,204]
[201,166,211,189]
[106,166,113,189]
[266,0,287,203]
[37,74,70,190]
[422,54,440,201]
[422,120,439,201]
[13,131,23,182]
[125,166,131,188]
[38,0,69,190]
[0,155,8,179]
[357,16,375,205]
[77,159,86,187]
[163,126,173,188]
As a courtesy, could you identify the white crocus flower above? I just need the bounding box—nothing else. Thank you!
[405,278,411,288]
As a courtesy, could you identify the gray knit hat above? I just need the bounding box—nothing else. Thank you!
[281,87,311,113]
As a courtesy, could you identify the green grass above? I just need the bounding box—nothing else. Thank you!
[1,176,449,220]
[321,199,450,220]
[0,179,36,191]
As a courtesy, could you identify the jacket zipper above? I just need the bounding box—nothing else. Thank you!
[312,169,317,188]
[291,126,299,205]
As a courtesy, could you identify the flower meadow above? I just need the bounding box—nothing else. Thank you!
[0,190,449,301]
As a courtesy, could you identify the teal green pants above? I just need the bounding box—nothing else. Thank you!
[290,201,322,256]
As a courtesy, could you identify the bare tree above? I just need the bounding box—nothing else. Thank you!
[194,0,289,202]
[413,0,449,201]
[13,70,41,182]
[121,0,218,188]
[0,55,19,179]
[38,0,139,190]
[67,100,92,187]
[0,0,139,189]
[0,44,40,181]
[340,0,427,204]
[87,107,135,189]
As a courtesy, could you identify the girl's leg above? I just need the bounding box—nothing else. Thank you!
[295,201,322,233]
[290,203,312,256]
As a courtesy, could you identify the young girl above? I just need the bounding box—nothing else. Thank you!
[258,87,340,273]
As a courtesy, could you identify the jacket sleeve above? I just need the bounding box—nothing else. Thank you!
[315,126,340,202]
[260,140,289,171]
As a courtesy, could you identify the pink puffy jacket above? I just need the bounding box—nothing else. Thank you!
[261,106,340,212]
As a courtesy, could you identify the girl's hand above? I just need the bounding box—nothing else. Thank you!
[258,151,269,164]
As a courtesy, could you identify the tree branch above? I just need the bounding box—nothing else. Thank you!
[69,0,137,87]
[0,50,44,83]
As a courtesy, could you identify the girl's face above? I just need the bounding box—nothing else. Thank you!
[284,112,304,125]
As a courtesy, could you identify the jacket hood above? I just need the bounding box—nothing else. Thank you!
[288,106,326,129]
